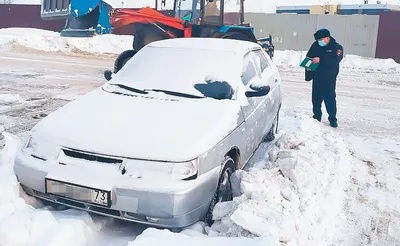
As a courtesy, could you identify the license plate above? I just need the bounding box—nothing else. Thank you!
[45,178,111,207]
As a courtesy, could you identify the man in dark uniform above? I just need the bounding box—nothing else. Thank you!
[305,28,343,128]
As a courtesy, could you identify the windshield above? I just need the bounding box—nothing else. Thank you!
[174,0,200,22]
[110,46,242,99]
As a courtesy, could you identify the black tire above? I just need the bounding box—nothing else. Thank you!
[264,109,280,142]
[113,49,137,74]
[203,156,235,226]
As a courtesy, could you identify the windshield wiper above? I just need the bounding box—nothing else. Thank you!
[146,89,204,99]
[110,83,148,94]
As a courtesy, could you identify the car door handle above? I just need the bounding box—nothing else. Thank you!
[274,78,279,83]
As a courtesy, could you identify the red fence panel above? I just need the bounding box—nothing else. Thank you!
[376,11,400,63]
[0,4,65,32]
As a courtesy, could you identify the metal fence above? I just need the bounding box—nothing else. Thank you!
[375,11,400,62]
[245,13,380,58]
[0,4,65,32]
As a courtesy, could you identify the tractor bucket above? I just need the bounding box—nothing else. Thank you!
[41,0,113,37]
[110,7,189,33]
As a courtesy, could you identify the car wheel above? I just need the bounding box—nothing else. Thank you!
[264,109,280,142]
[203,156,235,226]
[113,49,137,74]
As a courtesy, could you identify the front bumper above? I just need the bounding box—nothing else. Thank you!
[13,151,220,228]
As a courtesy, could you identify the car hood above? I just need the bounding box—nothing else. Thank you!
[30,88,244,162]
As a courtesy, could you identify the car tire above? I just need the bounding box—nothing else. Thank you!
[264,109,280,142]
[202,156,235,226]
[113,49,137,74]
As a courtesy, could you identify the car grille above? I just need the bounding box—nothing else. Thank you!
[62,148,123,164]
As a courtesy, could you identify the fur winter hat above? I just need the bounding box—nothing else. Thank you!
[314,28,330,40]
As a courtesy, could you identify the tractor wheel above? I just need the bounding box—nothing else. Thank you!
[212,31,252,42]
[114,49,137,74]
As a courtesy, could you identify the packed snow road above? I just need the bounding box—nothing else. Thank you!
[0,46,399,246]
[0,50,110,148]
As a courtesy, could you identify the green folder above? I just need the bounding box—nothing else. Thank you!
[300,57,319,71]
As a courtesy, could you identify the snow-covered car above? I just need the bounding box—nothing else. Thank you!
[13,38,282,229]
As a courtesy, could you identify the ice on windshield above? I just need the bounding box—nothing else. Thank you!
[194,79,234,100]
[111,46,243,100]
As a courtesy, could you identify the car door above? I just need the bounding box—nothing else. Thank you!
[263,49,282,121]
[252,48,280,135]
[239,50,269,163]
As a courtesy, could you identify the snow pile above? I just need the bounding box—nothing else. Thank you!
[206,113,353,245]
[0,94,25,104]
[1,27,399,72]
[273,50,308,67]
[274,50,400,71]
[340,54,400,71]
[0,133,101,246]
[122,112,353,246]
[128,227,279,246]
[0,28,132,54]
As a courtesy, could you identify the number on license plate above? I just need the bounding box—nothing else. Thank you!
[92,190,108,206]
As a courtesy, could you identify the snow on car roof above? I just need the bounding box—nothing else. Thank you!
[147,37,261,54]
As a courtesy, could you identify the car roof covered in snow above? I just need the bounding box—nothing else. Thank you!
[147,37,261,54]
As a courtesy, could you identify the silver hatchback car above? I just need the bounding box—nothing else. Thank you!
[13,38,282,229]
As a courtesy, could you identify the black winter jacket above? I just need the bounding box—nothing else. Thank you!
[305,37,344,82]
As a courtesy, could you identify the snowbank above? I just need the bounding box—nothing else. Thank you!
[128,227,278,246]
[274,50,400,71]
[0,28,132,55]
[123,112,353,246]
[206,112,352,245]
[0,133,102,246]
[1,28,399,72]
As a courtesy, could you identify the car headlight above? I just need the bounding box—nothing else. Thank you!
[123,159,198,181]
[25,135,61,161]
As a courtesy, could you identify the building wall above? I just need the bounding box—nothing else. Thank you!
[245,13,380,58]
[0,4,65,31]
[375,11,400,62]
[309,5,338,14]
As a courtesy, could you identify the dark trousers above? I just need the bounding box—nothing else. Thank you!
[312,78,337,123]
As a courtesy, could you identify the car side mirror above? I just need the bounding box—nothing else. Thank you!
[245,85,270,97]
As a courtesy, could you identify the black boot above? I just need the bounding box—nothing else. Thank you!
[329,120,338,128]
[313,115,321,122]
